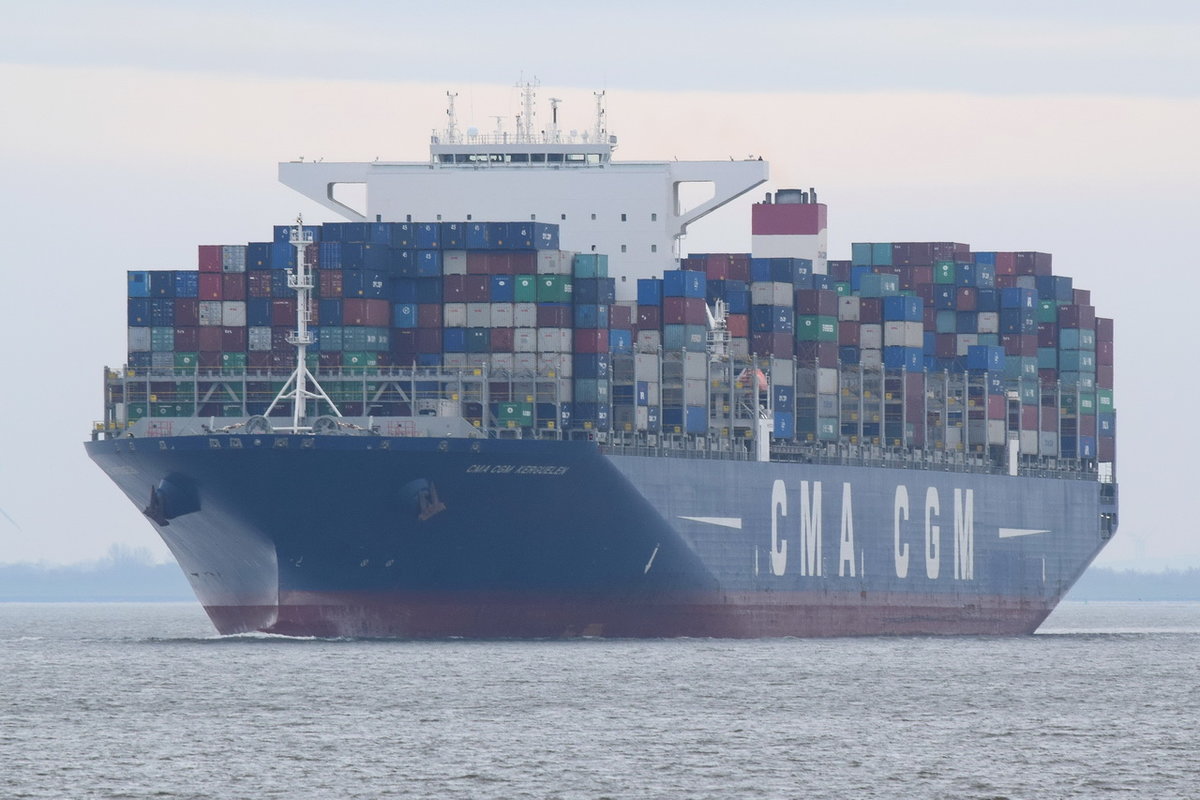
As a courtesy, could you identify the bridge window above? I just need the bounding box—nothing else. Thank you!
[531,153,546,163]
[566,153,585,163]
[547,153,564,163]
[621,244,627,253]
[587,154,601,164]
[561,213,567,220]
[651,244,658,253]
[591,213,596,220]
[511,153,529,163]
[621,213,627,222]
[651,213,657,221]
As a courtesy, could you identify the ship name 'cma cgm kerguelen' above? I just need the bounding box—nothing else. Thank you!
[87,85,1118,637]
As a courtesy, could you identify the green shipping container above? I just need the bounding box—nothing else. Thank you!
[796,316,838,342]
[537,275,573,302]
[498,401,534,426]
[572,253,609,278]
[1098,388,1114,411]
[151,327,175,352]
[221,352,247,369]
[1079,394,1097,415]
[126,402,148,421]
[1037,300,1058,323]
[514,275,538,302]
[833,282,851,296]
[933,261,956,284]
[851,243,872,267]
[173,352,198,370]
[870,243,893,266]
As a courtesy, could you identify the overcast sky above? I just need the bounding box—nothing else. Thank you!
[1,1,1197,569]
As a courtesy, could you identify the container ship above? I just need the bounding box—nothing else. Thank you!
[86,86,1118,637]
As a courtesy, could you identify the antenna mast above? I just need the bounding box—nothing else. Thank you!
[593,90,607,145]
[265,215,342,431]
[517,78,538,142]
[445,91,460,144]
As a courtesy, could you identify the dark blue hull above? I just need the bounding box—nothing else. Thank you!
[85,434,1115,637]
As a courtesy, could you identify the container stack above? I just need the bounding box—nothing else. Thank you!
[123,215,1114,464]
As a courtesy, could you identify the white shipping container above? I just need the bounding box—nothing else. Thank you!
[199,301,223,326]
[634,353,660,382]
[750,281,793,306]
[637,330,662,353]
[490,353,515,372]
[221,301,246,327]
[513,352,538,372]
[442,352,467,368]
[771,357,794,386]
[904,321,923,348]
[987,420,1006,445]
[883,321,906,347]
[684,378,707,405]
[514,328,538,352]
[636,405,649,431]
[222,245,246,273]
[945,426,962,448]
[1019,429,1040,455]
[490,303,514,328]
[730,337,749,357]
[956,334,978,357]
[467,353,490,369]
[977,312,999,334]
[645,380,661,406]
[538,353,572,377]
[860,324,882,349]
[817,393,838,417]
[838,296,860,321]
[537,250,573,275]
[817,367,839,395]
[442,250,467,275]
[1039,431,1059,456]
[467,303,491,327]
[1015,276,1037,290]
[443,303,467,327]
[684,351,708,379]
[537,328,571,353]
[248,326,272,351]
[128,326,151,352]
[513,302,538,327]
[860,348,882,369]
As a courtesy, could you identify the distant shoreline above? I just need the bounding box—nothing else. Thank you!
[1,560,1197,603]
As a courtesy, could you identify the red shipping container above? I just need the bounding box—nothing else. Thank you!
[574,329,608,353]
[994,252,1017,275]
[610,304,632,329]
[937,333,957,358]
[703,255,728,280]
[172,327,199,352]
[417,303,443,328]
[318,352,343,368]
[1037,323,1058,348]
[319,269,343,298]
[1096,317,1114,342]
[175,298,199,327]
[726,314,748,338]
[859,298,882,324]
[1015,252,1052,276]
[1073,288,1090,305]
[466,252,490,275]
[923,305,937,331]
[1058,304,1095,330]
[198,350,221,368]
[221,273,246,301]
[994,274,1017,289]
[1097,365,1114,388]
[728,254,750,282]
[391,329,417,356]
[1020,405,1038,430]
[220,326,246,352]
[1096,341,1114,366]
[663,297,707,325]
[490,328,515,352]
[271,299,296,326]
[486,252,512,275]
[1040,406,1059,432]
[910,265,933,286]
[510,252,536,274]
[443,274,466,301]
[343,298,390,326]
[1099,436,1115,461]
[838,321,860,346]
[637,306,662,330]
[795,341,836,367]
[537,304,573,327]
[1080,415,1097,436]
[415,329,442,353]
[795,288,837,316]
[248,272,273,298]
[198,273,223,300]
[246,351,270,368]
[827,260,851,283]
[464,275,490,302]
[752,332,794,358]
[198,245,222,272]
[957,287,976,311]
[198,327,222,351]
[271,327,291,351]
[987,394,1006,420]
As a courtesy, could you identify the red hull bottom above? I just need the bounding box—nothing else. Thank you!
[203,590,1054,638]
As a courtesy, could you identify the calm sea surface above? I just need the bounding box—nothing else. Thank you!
[2,601,1197,800]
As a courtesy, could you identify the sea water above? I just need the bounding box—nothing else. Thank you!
[1,602,1197,799]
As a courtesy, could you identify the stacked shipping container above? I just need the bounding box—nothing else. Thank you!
[124,217,1113,462]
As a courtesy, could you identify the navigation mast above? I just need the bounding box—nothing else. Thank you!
[264,215,341,431]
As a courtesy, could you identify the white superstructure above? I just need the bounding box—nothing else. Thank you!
[278,85,768,301]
